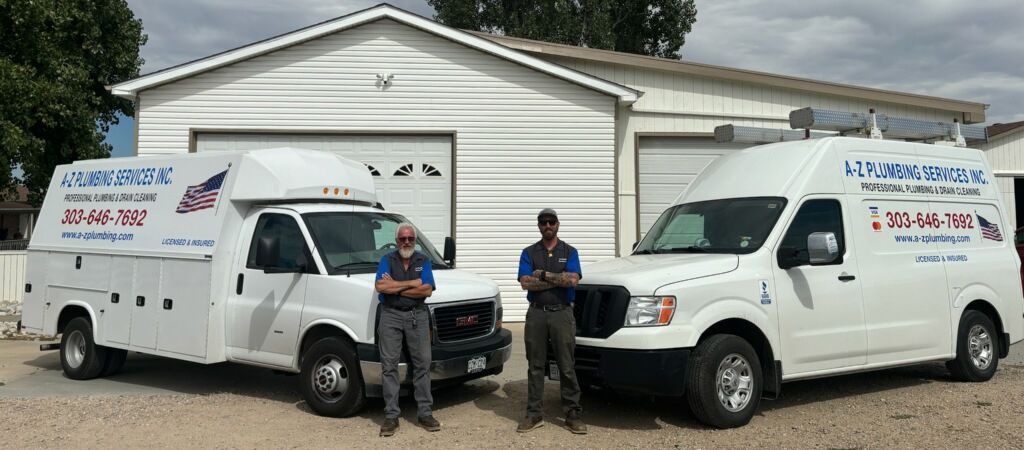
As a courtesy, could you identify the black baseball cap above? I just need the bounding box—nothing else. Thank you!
[537,208,558,222]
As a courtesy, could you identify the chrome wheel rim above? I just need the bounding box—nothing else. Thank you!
[65,330,86,369]
[311,354,350,403]
[716,353,753,413]
[968,325,993,371]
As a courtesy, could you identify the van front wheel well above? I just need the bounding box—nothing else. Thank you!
[299,325,354,363]
[699,319,780,398]
[962,300,1007,358]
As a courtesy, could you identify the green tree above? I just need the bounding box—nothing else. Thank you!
[0,0,146,205]
[428,0,696,59]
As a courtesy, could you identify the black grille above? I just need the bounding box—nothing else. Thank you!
[573,285,631,338]
[432,300,495,343]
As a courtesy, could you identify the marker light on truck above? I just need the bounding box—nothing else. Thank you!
[624,296,676,327]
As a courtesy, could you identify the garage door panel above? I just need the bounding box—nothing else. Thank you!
[638,137,749,236]
[195,133,452,246]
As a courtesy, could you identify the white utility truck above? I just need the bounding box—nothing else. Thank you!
[20,148,511,416]
[568,136,1024,428]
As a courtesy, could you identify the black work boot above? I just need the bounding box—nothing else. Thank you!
[418,415,441,432]
[380,417,399,437]
[565,410,587,434]
[517,416,544,433]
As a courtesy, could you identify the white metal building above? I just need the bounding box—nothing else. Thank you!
[112,4,990,320]
[978,121,1024,234]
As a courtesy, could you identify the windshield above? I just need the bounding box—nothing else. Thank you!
[303,212,448,274]
[634,197,787,254]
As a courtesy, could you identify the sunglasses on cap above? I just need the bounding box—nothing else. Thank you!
[396,236,416,243]
[538,219,558,226]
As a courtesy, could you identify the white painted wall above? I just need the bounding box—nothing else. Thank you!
[543,56,973,255]
[134,19,617,320]
[979,129,1024,173]
[0,251,26,305]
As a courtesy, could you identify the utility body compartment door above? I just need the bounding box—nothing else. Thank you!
[773,196,868,374]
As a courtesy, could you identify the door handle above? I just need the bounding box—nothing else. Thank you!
[838,274,856,282]
[236,273,244,295]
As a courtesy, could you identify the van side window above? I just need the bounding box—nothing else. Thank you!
[778,199,845,268]
[247,214,309,270]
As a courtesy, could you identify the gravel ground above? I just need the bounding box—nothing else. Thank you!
[2,325,1024,448]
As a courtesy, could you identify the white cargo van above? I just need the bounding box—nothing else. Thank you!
[19,148,511,417]
[569,137,1023,428]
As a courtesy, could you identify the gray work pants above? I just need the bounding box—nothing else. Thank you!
[524,305,581,417]
[378,306,433,419]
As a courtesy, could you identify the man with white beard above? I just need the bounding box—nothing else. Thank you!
[374,222,439,436]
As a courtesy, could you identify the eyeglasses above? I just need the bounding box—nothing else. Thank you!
[538,220,558,226]
[396,236,416,243]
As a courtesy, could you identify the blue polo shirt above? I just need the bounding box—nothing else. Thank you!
[517,241,582,303]
[375,251,436,302]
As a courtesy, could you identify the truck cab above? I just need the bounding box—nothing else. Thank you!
[19,148,511,417]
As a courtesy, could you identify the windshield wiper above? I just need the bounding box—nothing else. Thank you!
[666,246,710,253]
[334,261,378,277]
[633,249,658,255]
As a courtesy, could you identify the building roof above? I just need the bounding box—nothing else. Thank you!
[986,121,1024,140]
[0,186,36,212]
[471,32,989,123]
[110,3,639,104]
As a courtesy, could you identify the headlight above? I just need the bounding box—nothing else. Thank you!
[495,293,503,329]
[624,296,676,327]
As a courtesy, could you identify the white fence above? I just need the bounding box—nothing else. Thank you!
[1,251,27,305]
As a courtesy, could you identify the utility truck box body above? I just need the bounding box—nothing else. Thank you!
[568,137,1023,428]
[21,148,511,416]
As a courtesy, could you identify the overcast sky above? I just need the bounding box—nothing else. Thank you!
[107,0,1024,155]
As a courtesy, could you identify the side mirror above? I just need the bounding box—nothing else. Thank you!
[443,236,456,267]
[632,241,639,251]
[255,236,280,268]
[808,232,840,265]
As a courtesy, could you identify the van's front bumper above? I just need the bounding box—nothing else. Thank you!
[573,345,691,396]
[358,328,513,396]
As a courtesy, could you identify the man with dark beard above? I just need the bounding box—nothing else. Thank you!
[516,208,586,434]
[374,222,439,436]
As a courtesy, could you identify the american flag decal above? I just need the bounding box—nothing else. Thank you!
[977,214,1003,242]
[176,169,228,214]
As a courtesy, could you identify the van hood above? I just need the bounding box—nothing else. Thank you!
[346,269,498,304]
[581,253,738,295]
[428,269,501,304]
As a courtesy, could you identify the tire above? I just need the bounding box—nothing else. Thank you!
[100,348,128,377]
[946,310,999,382]
[299,337,366,417]
[59,317,108,380]
[685,334,762,429]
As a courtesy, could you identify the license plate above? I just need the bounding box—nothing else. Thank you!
[548,361,560,381]
[467,355,486,373]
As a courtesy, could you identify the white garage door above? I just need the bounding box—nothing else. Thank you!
[196,134,452,246]
[637,137,750,237]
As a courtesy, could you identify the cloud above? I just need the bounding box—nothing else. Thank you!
[683,0,1024,123]
[124,0,1023,123]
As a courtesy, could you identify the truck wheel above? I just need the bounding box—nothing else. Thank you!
[946,310,999,382]
[299,337,366,417]
[100,348,128,377]
[685,334,762,428]
[60,317,108,380]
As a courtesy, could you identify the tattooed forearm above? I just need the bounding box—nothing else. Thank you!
[519,276,555,291]
[545,272,580,287]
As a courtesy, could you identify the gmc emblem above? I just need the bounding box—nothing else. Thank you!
[455,315,479,327]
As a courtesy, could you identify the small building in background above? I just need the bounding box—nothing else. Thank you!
[0,186,37,249]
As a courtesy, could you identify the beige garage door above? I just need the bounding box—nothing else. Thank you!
[638,137,750,237]
[195,133,452,246]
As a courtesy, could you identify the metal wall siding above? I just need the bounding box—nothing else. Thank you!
[994,177,1016,231]
[979,132,1024,172]
[0,251,26,304]
[136,19,616,320]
